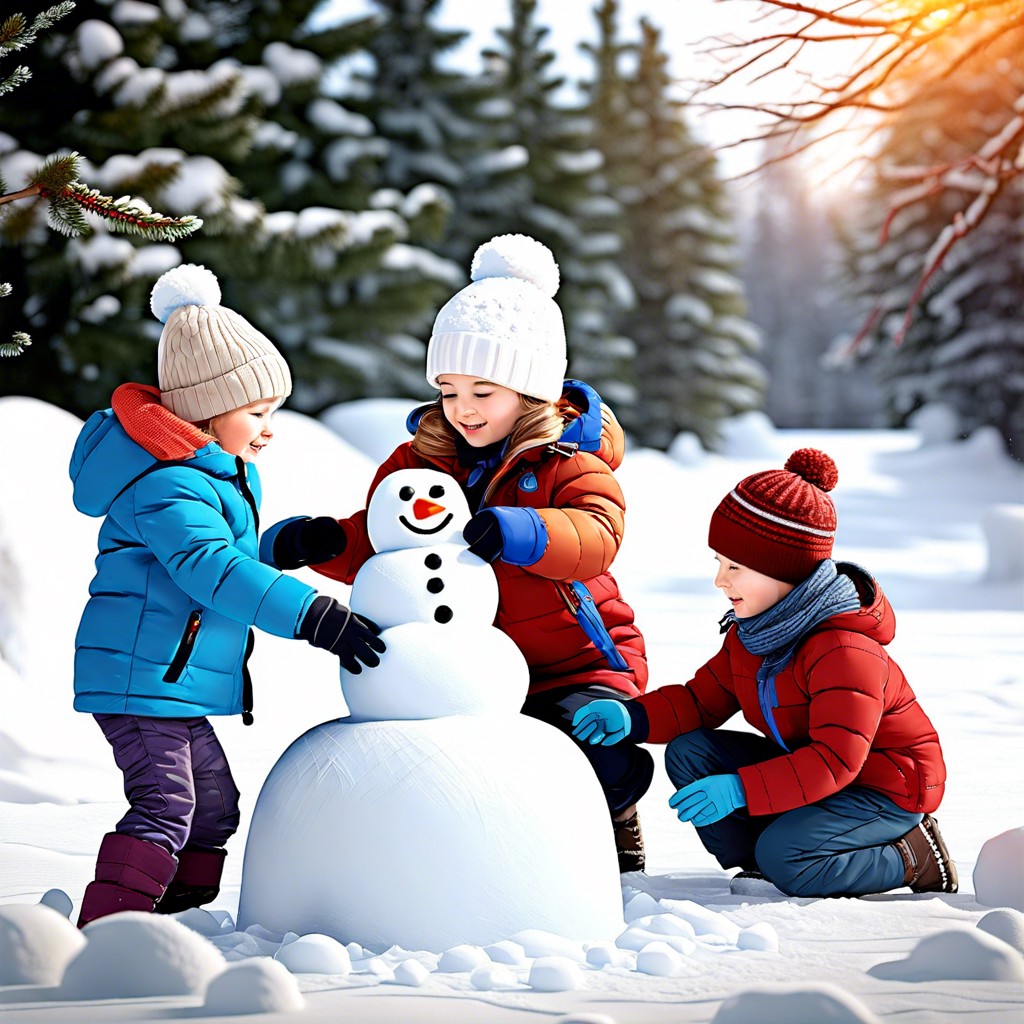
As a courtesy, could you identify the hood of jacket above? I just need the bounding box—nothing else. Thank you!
[405,378,624,471]
[820,561,896,646]
[70,383,240,517]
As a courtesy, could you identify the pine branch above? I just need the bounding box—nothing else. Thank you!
[0,152,204,241]
[0,4,75,57]
[0,333,31,357]
[0,65,30,96]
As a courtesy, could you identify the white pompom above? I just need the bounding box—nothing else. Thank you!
[150,263,222,323]
[470,234,559,297]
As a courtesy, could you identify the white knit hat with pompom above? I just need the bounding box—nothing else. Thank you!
[151,264,291,423]
[426,234,567,402]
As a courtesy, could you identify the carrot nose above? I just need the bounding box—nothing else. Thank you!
[413,498,446,520]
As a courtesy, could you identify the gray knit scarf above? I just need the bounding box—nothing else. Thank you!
[720,559,861,750]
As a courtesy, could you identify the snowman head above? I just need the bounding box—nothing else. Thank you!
[368,469,472,553]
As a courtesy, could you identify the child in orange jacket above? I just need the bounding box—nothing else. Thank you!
[264,235,653,871]
[573,449,956,897]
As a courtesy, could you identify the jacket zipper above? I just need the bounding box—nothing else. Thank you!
[164,609,202,683]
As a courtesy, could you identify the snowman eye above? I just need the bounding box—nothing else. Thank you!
[399,486,414,501]
[429,485,445,498]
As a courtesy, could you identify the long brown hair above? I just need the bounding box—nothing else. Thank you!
[411,392,574,465]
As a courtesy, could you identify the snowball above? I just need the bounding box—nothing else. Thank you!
[485,939,527,965]
[974,827,1024,910]
[658,898,741,943]
[62,912,224,997]
[203,958,305,1014]
[528,956,586,992]
[632,913,697,939]
[712,982,881,1024]
[239,716,624,951]
[615,926,694,956]
[869,928,1024,982]
[438,944,489,972]
[511,929,587,961]
[636,940,684,977]
[585,940,634,969]
[471,234,559,298]
[274,932,352,974]
[737,922,779,952]
[149,263,220,322]
[470,962,518,989]
[978,908,1024,956]
[622,890,661,923]
[393,958,430,986]
[39,888,73,919]
[0,904,85,985]
[362,957,394,980]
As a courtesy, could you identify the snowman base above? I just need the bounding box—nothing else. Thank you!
[238,714,625,952]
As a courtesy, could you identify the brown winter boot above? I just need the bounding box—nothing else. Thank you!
[613,807,646,874]
[895,814,958,893]
[77,832,178,928]
[155,845,226,915]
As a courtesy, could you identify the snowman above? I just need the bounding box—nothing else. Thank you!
[238,469,625,952]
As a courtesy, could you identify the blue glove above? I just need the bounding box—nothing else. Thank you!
[571,699,631,746]
[668,774,746,827]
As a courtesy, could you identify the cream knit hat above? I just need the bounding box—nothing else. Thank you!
[426,234,567,402]
[151,264,292,423]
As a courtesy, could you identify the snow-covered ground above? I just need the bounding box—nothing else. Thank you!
[0,395,1022,1023]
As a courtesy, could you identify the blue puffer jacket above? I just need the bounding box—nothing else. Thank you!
[70,406,317,718]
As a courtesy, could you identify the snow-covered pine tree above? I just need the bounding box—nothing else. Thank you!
[478,0,636,416]
[847,29,1024,454]
[0,0,455,415]
[181,0,460,408]
[0,2,200,360]
[595,14,763,449]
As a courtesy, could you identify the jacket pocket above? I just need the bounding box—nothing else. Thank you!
[164,609,202,683]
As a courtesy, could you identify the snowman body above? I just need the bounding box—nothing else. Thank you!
[238,469,624,950]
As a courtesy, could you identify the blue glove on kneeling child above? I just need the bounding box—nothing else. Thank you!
[669,774,746,827]
[571,699,631,746]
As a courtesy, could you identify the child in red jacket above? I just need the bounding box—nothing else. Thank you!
[573,448,957,897]
[264,234,653,871]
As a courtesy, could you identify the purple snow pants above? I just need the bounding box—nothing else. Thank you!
[94,714,241,856]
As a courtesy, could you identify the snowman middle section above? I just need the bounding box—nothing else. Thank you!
[238,468,625,950]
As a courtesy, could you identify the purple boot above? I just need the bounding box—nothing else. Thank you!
[77,832,178,928]
[155,845,226,914]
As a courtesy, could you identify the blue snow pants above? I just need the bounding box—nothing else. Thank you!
[95,714,241,856]
[664,728,923,897]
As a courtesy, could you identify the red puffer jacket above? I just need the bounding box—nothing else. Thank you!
[313,389,647,699]
[635,566,946,815]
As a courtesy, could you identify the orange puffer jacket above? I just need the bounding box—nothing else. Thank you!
[634,565,946,816]
[313,385,646,698]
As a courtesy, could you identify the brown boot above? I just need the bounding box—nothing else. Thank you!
[613,807,645,874]
[895,814,958,893]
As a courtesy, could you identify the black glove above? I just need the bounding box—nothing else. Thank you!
[462,510,503,563]
[298,596,386,674]
[273,517,347,569]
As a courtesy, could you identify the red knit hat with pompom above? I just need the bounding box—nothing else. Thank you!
[708,448,839,584]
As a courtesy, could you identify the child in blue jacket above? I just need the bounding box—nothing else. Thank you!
[70,264,385,927]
